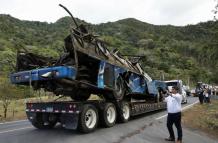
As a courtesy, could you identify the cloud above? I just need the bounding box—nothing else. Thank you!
[147,0,215,25]
[0,0,216,25]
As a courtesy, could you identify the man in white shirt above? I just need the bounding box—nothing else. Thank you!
[164,86,183,143]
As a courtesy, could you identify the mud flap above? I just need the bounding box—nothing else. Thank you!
[26,112,37,122]
[60,113,79,130]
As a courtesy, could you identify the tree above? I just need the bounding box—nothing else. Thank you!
[0,77,22,118]
[213,0,218,20]
[137,39,155,49]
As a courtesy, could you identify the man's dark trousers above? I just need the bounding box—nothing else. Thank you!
[199,93,204,104]
[167,112,182,141]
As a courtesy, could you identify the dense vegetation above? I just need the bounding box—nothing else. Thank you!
[0,14,218,87]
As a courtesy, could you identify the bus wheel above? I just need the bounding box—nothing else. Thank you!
[113,76,125,100]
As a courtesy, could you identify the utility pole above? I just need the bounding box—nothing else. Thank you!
[160,71,165,81]
[162,72,165,81]
[187,76,190,87]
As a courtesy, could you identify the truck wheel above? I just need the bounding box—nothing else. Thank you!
[156,92,161,103]
[31,113,57,129]
[118,102,130,123]
[73,65,91,101]
[77,65,90,81]
[101,103,117,127]
[159,91,164,102]
[78,104,98,133]
[113,76,125,100]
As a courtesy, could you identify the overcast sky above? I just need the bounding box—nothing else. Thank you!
[0,0,216,26]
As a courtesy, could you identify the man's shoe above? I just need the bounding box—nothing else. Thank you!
[176,140,182,143]
[164,137,175,141]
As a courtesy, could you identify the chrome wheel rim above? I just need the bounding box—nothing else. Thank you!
[107,106,116,123]
[123,104,130,120]
[85,109,97,129]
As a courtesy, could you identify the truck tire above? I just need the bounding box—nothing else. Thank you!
[113,76,125,100]
[100,103,117,127]
[159,91,164,102]
[77,65,90,81]
[183,99,188,104]
[156,92,161,103]
[31,113,57,129]
[78,104,99,133]
[71,65,91,101]
[117,102,130,123]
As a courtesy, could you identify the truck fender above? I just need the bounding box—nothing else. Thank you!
[60,113,79,130]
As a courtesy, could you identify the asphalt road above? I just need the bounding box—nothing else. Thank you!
[0,97,217,143]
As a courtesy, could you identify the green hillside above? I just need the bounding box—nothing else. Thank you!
[0,14,218,85]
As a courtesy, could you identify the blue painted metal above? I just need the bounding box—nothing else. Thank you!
[129,73,146,93]
[10,66,77,84]
[147,81,158,96]
[10,59,157,98]
[147,80,167,96]
[114,66,126,78]
[97,61,106,88]
[98,61,127,89]
[97,61,148,94]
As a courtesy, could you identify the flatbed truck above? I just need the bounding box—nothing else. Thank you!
[26,99,166,133]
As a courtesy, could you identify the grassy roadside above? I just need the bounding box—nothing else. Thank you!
[182,99,218,139]
[0,96,56,122]
[0,99,26,122]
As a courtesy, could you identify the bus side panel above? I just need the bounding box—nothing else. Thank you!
[97,61,105,89]
[129,73,146,94]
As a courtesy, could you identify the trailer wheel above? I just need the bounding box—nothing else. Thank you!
[78,104,98,133]
[31,113,57,129]
[118,102,130,123]
[101,103,117,127]
[113,76,125,100]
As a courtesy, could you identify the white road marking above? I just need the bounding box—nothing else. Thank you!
[0,126,33,134]
[181,101,199,111]
[155,114,168,120]
[155,101,199,120]
[0,120,27,125]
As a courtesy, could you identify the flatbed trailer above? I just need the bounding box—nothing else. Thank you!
[26,100,166,133]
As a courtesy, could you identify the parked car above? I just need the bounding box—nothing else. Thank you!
[212,86,218,96]
[191,89,197,97]
[165,80,187,104]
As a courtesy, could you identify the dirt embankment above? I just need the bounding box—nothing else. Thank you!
[182,100,218,139]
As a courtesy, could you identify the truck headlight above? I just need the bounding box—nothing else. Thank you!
[41,72,52,78]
